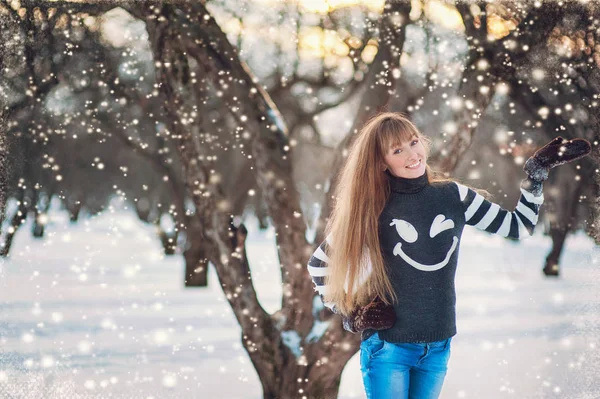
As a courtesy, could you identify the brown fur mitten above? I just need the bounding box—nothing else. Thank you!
[342,296,396,334]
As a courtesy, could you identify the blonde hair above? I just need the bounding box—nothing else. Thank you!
[322,112,461,316]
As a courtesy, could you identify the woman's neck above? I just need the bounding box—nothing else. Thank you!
[385,169,429,194]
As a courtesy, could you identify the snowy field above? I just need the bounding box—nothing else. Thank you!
[1,206,600,399]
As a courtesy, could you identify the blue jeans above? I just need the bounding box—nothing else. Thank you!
[360,332,452,399]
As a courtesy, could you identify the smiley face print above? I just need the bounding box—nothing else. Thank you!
[389,214,458,272]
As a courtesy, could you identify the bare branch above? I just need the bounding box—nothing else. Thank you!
[429,2,563,173]
[317,0,412,245]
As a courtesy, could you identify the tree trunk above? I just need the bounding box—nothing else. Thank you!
[543,227,567,277]
[158,226,178,256]
[137,3,363,396]
[252,352,346,399]
[67,198,82,223]
[134,200,152,223]
[32,192,52,238]
[1,189,28,257]
[543,179,584,276]
[183,219,208,287]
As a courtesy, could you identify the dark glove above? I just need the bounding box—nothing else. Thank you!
[523,136,591,182]
[342,296,396,334]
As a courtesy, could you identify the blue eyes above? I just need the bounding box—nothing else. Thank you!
[393,139,419,154]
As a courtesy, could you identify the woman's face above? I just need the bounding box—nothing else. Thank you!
[382,134,427,179]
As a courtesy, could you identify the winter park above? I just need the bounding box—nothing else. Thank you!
[1,0,600,398]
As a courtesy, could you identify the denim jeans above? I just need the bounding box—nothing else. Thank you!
[360,332,452,399]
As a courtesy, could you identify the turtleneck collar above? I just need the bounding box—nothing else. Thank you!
[385,168,429,194]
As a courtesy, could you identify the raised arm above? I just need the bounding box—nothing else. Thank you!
[455,178,543,240]
[457,136,591,240]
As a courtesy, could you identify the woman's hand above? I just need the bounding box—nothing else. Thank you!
[342,296,396,334]
[523,136,591,182]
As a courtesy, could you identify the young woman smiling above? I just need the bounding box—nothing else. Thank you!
[307,112,591,399]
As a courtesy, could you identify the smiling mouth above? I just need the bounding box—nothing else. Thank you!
[393,236,458,271]
[406,159,421,169]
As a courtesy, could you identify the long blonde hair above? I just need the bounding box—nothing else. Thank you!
[322,112,457,316]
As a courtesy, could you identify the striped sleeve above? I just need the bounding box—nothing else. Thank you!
[307,233,372,313]
[454,181,544,240]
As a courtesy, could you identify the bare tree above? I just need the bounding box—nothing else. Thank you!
[2,1,598,397]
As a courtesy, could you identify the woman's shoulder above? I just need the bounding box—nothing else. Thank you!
[430,179,460,191]
[429,179,468,201]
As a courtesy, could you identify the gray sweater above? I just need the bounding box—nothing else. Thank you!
[307,170,544,343]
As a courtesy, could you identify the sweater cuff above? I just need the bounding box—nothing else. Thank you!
[523,157,549,183]
[520,176,544,197]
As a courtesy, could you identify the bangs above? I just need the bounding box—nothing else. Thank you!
[376,118,419,154]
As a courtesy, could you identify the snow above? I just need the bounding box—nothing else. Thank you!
[281,330,303,358]
[306,296,331,344]
[1,207,599,398]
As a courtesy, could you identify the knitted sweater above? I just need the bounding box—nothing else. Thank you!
[307,169,544,343]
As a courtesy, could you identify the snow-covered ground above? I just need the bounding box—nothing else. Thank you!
[1,207,599,398]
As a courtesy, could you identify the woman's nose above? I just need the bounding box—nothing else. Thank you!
[405,147,417,159]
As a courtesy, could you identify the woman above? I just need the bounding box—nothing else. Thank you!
[306,112,591,398]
